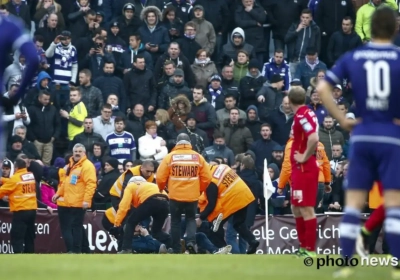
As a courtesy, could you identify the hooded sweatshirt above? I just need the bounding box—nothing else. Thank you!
[246,105,262,141]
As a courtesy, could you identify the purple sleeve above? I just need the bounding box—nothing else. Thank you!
[324,53,350,87]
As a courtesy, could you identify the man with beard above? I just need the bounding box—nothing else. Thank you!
[270,145,284,170]
[245,105,261,141]
[203,131,234,166]
[318,115,344,160]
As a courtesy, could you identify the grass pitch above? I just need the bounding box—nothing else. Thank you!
[0,254,392,280]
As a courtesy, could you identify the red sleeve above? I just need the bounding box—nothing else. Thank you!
[299,109,318,137]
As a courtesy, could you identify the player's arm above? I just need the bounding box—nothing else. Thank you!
[317,80,346,124]
[302,132,319,162]
[297,112,319,163]
[199,182,218,221]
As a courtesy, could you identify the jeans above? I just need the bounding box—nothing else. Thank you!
[184,232,218,254]
[58,206,86,253]
[170,200,198,253]
[226,218,247,254]
[121,196,169,250]
[10,210,36,253]
[289,61,300,81]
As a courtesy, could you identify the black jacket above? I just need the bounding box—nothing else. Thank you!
[34,27,60,50]
[327,31,362,65]
[123,67,157,109]
[93,74,126,111]
[266,108,293,146]
[6,2,31,29]
[93,169,120,205]
[238,74,266,111]
[175,36,202,65]
[115,15,142,44]
[69,131,107,153]
[27,100,60,143]
[315,0,355,36]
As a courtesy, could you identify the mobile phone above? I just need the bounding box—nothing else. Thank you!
[59,36,65,41]
[149,43,157,48]
[21,107,26,114]
[95,43,102,49]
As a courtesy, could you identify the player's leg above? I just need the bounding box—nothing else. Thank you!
[290,170,307,255]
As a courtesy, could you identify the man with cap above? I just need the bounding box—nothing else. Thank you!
[116,3,142,44]
[45,30,78,88]
[271,144,284,170]
[207,74,225,110]
[256,74,285,120]
[96,11,107,28]
[159,68,191,110]
[332,84,345,104]
[92,157,120,209]
[238,58,266,111]
[293,47,327,90]
[106,21,127,65]
[177,113,209,154]
[192,5,216,56]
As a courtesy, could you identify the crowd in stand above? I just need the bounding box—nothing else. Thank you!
[1,0,398,220]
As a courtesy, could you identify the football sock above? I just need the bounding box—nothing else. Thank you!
[295,217,306,249]
[384,207,400,262]
[364,205,385,233]
[304,218,317,252]
[339,206,361,259]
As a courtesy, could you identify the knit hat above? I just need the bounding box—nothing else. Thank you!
[290,78,302,86]
[60,30,71,38]
[193,5,204,11]
[270,74,283,83]
[210,74,221,82]
[248,59,260,70]
[123,3,135,11]
[173,68,184,77]
[105,157,120,170]
[272,144,284,152]
[53,157,66,168]
[111,21,119,28]
[10,135,23,145]
[185,112,196,123]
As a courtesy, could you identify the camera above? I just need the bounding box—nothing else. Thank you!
[59,36,65,41]
[95,43,102,49]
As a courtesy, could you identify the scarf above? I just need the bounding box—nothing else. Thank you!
[184,33,195,39]
[195,58,210,65]
[208,85,222,108]
[19,62,26,72]
[305,57,319,71]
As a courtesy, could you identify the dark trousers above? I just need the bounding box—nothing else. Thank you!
[102,215,123,252]
[121,196,169,250]
[11,210,36,253]
[58,206,86,253]
[170,200,198,253]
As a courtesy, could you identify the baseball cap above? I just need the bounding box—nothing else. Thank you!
[346,112,355,120]
[334,84,342,90]
[210,74,221,82]
[2,160,11,169]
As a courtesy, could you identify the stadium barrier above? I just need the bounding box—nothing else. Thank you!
[0,209,382,254]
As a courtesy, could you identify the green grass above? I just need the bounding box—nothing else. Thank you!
[0,254,394,280]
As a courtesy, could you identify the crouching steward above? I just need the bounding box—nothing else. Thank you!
[198,163,260,254]
[110,176,169,254]
[0,159,37,253]
[156,133,212,254]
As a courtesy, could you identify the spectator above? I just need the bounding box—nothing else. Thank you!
[216,94,246,126]
[106,22,127,66]
[154,109,175,149]
[191,86,216,142]
[107,94,125,118]
[159,68,191,110]
[285,9,321,78]
[78,69,104,117]
[6,135,25,162]
[168,94,191,132]
[93,61,126,111]
[271,144,284,170]
[139,6,170,62]
[245,105,261,141]
[106,116,137,163]
[45,30,78,87]
[3,54,25,93]
[70,117,106,152]
[122,159,134,171]
[138,120,168,162]
[25,71,57,108]
[256,74,285,120]
[219,27,255,69]
[163,0,193,24]
[238,59,265,111]
[123,55,157,113]
[327,17,362,67]
[175,21,202,64]
[96,11,107,28]
[85,36,115,80]
[34,0,65,30]
[220,65,240,101]
[68,0,93,41]
[89,142,106,164]
[13,126,41,160]
[32,35,50,88]
[35,13,60,50]
[318,115,344,160]
[234,0,266,63]
[332,84,345,104]
[233,50,250,83]
[203,130,234,166]
[191,49,218,89]
[93,104,115,140]
[191,5,216,56]
[161,6,184,41]
[92,157,120,209]
[60,87,88,141]
[6,0,31,29]
[206,75,227,111]
[307,89,328,125]
[154,42,196,88]
[114,3,142,43]
[118,33,153,75]
[306,69,326,97]
[355,0,398,43]
[27,91,60,166]
[261,49,291,92]
[126,104,147,143]
[217,107,253,155]
[294,47,327,90]
[250,123,279,173]
[3,85,31,138]
[267,96,293,146]
[177,113,209,154]
[330,144,347,171]
[315,0,355,63]
[52,143,96,254]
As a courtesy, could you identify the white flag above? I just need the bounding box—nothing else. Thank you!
[263,159,276,200]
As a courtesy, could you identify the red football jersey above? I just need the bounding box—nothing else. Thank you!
[290,105,319,168]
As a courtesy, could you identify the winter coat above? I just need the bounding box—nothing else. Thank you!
[217,118,253,155]
[191,61,218,89]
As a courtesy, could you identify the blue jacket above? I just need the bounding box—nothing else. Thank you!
[261,58,291,91]
[295,60,327,89]
[307,102,328,124]
[132,235,162,253]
